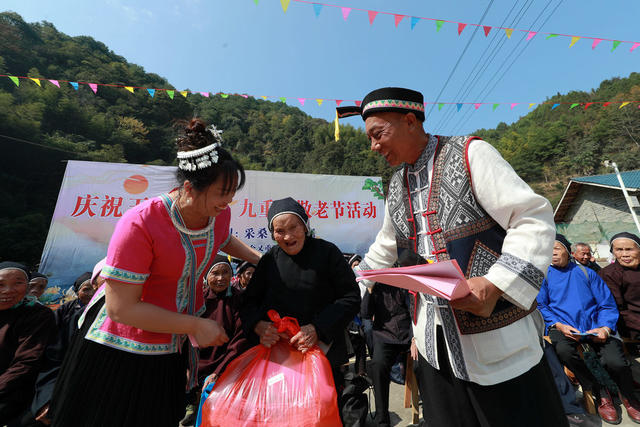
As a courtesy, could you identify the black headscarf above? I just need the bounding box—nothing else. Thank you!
[29,272,48,282]
[73,272,92,294]
[610,232,640,250]
[267,197,310,234]
[0,261,30,281]
[237,261,256,275]
[555,233,572,255]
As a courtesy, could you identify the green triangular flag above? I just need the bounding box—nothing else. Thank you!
[166,90,174,100]
[612,40,621,52]
[570,103,579,109]
[279,97,286,103]
[546,34,558,40]
[435,20,444,32]
[492,103,499,111]
[221,93,229,98]
[9,76,19,87]
[254,0,259,4]
[437,103,444,111]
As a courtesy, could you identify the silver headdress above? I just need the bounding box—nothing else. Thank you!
[176,125,224,171]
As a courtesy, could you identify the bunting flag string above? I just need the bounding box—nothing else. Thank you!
[280,0,639,53]
[2,73,640,113]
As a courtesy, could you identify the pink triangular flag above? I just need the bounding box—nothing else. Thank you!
[335,100,343,106]
[341,7,351,21]
[630,42,640,53]
[474,103,481,110]
[526,32,536,41]
[368,10,378,25]
[394,14,404,27]
[458,23,467,35]
[298,98,306,106]
[592,39,602,50]
[355,100,362,107]
[510,103,518,110]
[88,83,98,94]
[200,92,209,97]
[483,26,491,37]
[49,79,60,88]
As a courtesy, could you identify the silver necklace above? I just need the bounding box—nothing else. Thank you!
[169,197,214,236]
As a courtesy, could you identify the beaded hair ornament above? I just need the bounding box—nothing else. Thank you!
[176,125,224,172]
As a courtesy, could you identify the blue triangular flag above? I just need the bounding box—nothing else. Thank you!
[147,88,156,98]
[551,103,560,110]
[456,103,463,112]
[69,82,79,90]
[411,16,420,30]
[313,4,322,17]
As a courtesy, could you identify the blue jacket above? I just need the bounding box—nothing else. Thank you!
[537,262,619,334]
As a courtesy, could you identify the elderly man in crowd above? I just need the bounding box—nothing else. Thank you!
[538,234,640,424]
[572,242,601,272]
[600,232,640,340]
[338,87,566,427]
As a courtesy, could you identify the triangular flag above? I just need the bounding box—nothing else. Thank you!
[570,103,579,109]
[456,103,463,112]
[70,82,79,90]
[88,83,98,94]
[335,100,343,106]
[603,102,611,107]
[436,20,444,32]
[438,103,444,111]
[457,23,467,35]
[528,103,535,109]
[334,111,340,141]
[510,103,518,110]
[546,34,558,40]
[355,100,362,107]
[298,98,306,106]
[261,96,268,100]
[313,4,322,17]
[316,99,323,106]
[167,90,174,99]
[147,88,155,98]
[551,103,560,110]
[492,103,499,111]
[254,0,258,4]
[49,79,60,88]
[279,97,286,103]
[410,16,420,30]
[394,14,405,27]
[474,103,481,110]
[368,10,378,25]
[612,40,621,52]
[592,39,602,49]
[584,102,594,110]
[526,32,536,41]
[341,7,351,21]
[631,42,640,53]
[30,78,41,87]
[180,90,188,97]
[9,76,19,87]
[504,28,514,39]
[569,37,580,48]
[220,93,229,98]
[125,86,134,93]
[280,0,290,13]
[240,94,248,98]
[483,26,491,37]
[200,92,209,97]
[619,102,630,109]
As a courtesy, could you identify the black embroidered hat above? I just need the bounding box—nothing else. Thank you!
[336,87,425,122]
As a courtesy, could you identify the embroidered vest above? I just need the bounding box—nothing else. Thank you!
[389,135,535,335]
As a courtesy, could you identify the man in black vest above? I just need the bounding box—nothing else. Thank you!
[338,88,567,427]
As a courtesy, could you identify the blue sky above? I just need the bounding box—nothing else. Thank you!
[3,0,639,134]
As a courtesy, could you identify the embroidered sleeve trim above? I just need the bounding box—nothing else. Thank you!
[101,265,149,284]
[495,252,544,290]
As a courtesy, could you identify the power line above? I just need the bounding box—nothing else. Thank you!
[0,133,89,157]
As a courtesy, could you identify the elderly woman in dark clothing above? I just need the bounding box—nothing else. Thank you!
[233,261,255,292]
[27,273,48,300]
[0,262,56,426]
[241,197,361,390]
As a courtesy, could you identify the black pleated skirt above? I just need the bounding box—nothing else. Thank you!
[50,297,186,427]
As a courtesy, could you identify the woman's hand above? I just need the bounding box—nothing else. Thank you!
[255,320,281,347]
[192,318,229,347]
[410,338,418,361]
[290,324,318,353]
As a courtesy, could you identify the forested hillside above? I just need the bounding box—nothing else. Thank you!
[1,11,638,265]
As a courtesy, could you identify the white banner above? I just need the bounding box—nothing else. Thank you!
[39,160,385,304]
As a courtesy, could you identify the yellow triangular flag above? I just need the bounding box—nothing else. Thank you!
[505,28,514,39]
[280,0,290,12]
[261,96,268,100]
[316,99,324,106]
[334,111,340,141]
[180,90,188,98]
[569,36,580,48]
[619,101,630,109]
[528,103,536,109]
[30,78,42,87]
[125,86,134,93]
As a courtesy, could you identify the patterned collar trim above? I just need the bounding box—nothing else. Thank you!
[408,134,438,172]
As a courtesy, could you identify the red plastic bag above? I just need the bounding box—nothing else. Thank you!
[201,310,342,427]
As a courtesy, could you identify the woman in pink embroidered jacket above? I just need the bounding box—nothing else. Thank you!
[50,119,261,427]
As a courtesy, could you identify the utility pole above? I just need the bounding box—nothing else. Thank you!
[605,161,640,235]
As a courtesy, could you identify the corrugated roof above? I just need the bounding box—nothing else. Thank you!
[572,169,640,190]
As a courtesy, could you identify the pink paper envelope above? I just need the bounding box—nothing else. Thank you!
[356,273,469,300]
[357,259,465,280]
